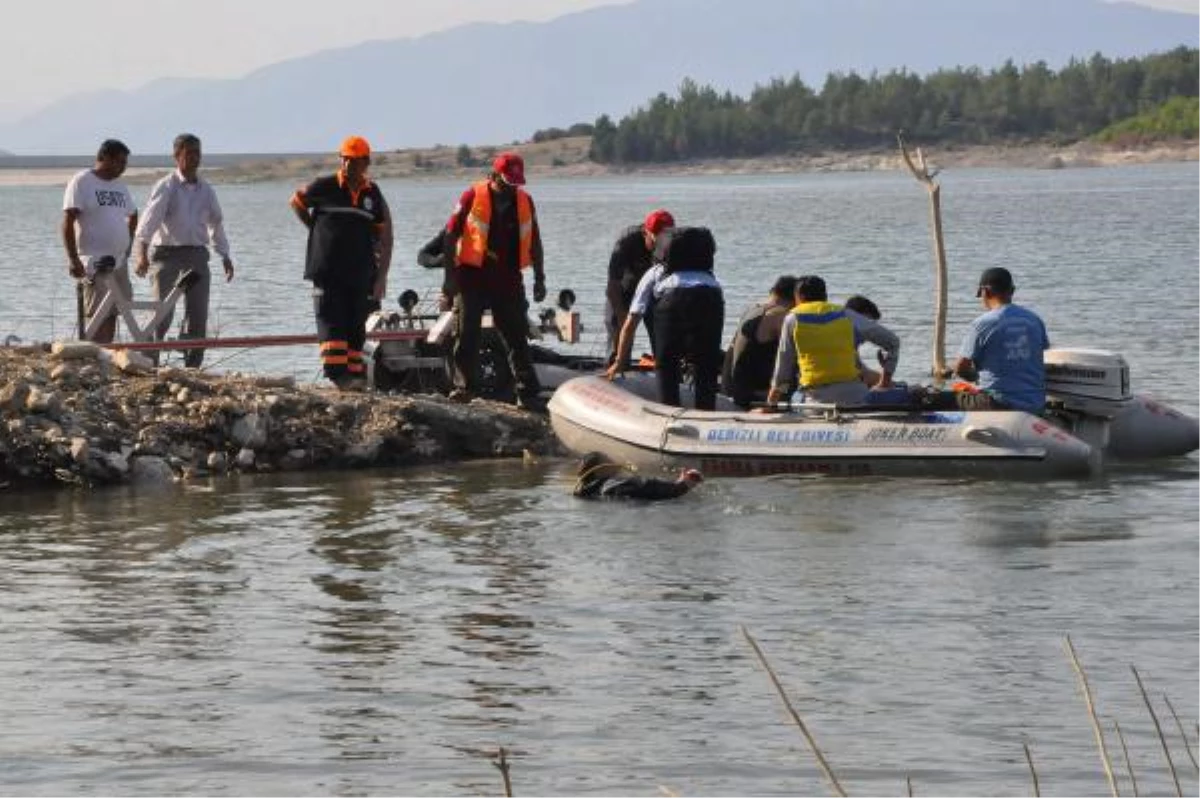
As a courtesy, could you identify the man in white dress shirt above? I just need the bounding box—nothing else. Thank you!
[61,138,139,344]
[134,133,235,367]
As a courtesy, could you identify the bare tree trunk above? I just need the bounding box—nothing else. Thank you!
[898,132,949,381]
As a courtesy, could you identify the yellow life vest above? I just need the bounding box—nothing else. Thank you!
[456,181,534,269]
[791,301,860,387]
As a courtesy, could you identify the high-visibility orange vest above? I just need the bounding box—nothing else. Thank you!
[456,181,534,269]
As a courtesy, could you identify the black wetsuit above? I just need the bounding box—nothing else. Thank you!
[574,473,693,501]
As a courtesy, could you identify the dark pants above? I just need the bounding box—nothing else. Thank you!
[314,282,370,383]
[452,289,540,399]
[150,245,210,367]
[651,286,724,410]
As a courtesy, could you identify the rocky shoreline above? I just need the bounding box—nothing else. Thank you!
[0,344,557,491]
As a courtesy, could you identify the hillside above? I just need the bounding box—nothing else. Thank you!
[0,0,1195,155]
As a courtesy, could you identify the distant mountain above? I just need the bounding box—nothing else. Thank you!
[1,0,1196,155]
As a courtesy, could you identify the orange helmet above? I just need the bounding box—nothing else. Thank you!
[339,135,371,159]
[493,151,526,185]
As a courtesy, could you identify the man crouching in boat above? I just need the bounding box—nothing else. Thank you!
[762,275,901,408]
[928,267,1049,413]
[574,452,703,501]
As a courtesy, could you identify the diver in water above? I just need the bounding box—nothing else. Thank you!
[573,451,704,501]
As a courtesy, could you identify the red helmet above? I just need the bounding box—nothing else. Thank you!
[493,152,526,185]
[643,209,675,235]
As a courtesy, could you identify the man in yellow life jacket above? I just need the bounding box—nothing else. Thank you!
[443,152,547,410]
[764,275,901,407]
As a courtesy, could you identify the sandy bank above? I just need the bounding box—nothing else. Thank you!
[0,344,555,491]
[2,139,1194,188]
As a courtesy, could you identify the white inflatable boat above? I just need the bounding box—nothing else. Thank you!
[547,349,1198,479]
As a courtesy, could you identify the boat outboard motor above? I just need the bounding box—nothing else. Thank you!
[1043,348,1132,450]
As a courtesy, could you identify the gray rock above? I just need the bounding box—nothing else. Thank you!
[50,340,101,361]
[105,451,130,475]
[130,456,175,486]
[235,448,256,470]
[50,363,75,382]
[0,380,30,413]
[206,451,227,472]
[232,412,269,448]
[69,438,89,463]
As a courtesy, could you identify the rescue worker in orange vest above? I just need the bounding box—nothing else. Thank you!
[443,152,547,410]
[290,135,394,391]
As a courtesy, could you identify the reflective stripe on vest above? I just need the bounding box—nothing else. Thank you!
[791,301,860,387]
[456,181,534,269]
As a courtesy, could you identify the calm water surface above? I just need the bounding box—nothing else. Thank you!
[0,165,1196,795]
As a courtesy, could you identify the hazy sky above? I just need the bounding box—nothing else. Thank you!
[0,0,1193,124]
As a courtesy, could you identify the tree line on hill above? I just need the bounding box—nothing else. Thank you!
[530,47,1197,163]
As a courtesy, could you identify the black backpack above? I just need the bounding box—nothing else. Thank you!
[655,226,716,274]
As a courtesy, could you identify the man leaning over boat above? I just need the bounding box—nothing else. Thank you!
[761,275,901,408]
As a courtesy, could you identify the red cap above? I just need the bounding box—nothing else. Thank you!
[643,209,675,235]
[339,135,371,159]
[493,152,526,185]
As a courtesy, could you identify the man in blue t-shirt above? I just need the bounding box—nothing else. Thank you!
[946,267,1050,413]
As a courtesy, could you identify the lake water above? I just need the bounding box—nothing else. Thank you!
[0,164,1197,795]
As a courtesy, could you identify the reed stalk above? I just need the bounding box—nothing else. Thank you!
[1064,635,1120,797]
[1130,666,1181,796]
[1023,740,1041,797]
[1114,720,1140,797]
[741,625,848,797]
[1162,693,1198,773]
[493,746,513,797]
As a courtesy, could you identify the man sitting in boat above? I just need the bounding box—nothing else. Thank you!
[574,452,704,501]
[930,267,1050,412]
[605,226,725,410]
[844,294,890,386]
[763,275,901,407]
[721,275,798,409]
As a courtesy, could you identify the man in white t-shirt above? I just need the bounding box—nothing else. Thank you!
[61,139,139,343]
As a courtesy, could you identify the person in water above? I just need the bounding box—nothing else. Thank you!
[573,451,704,500]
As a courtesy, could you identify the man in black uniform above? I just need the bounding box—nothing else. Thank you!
[605,208,675,365]
[290,135,394,390]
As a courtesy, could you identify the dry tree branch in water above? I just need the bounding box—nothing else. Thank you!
[1132,667,1180,796]
[1114,721,1140,798]
[492,746,514,798]
[1023,740,1041,797]
[1064,635,1120,797]
[740,625,848,797]
[1162,693,1199,774]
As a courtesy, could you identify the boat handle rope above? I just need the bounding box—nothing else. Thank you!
[658,407,690,463]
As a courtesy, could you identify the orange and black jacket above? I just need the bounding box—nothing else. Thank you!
[292,173,389,289]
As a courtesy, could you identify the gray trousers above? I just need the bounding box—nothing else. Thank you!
[150,245,211,367]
